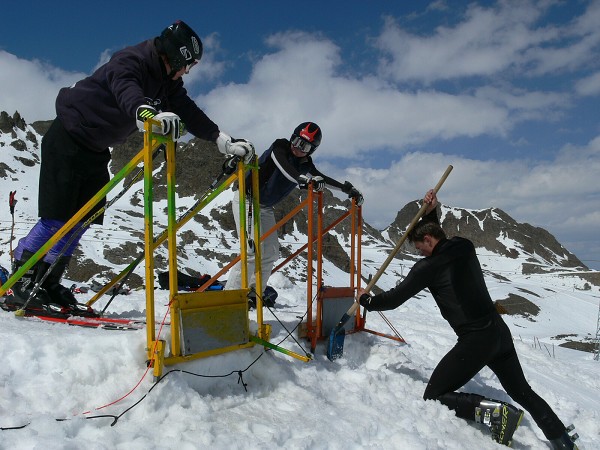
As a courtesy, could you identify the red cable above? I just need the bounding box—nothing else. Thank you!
[81,303,172,415]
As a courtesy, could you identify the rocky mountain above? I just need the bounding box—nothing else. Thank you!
[1,110,598,296]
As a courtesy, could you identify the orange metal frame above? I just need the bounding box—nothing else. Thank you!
[197,186,405,351]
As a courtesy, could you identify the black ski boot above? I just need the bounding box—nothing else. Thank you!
[247,291,257,309]
[6,250,67,316]
[263,286,278,308]
[247,286,278,309]
[41,256,97,317]
[475,398,524,447]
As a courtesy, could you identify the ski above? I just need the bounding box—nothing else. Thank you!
[0,296,146,330]
[28,314,146,330]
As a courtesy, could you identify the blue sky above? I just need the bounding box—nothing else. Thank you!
[1,0,599,269]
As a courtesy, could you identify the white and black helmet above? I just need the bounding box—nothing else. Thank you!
[157,20,203,73]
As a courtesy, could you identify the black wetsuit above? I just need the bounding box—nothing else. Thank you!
[363,212,565,440]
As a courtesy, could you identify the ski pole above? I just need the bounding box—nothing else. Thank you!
[9,191,17,265]
[13,146,165,316]
[87,156,241,309]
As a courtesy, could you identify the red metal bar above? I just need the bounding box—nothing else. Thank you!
[271,210,350,273]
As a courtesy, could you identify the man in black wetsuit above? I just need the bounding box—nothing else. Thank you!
[357,190,576,449]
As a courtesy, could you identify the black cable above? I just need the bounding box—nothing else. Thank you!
[260,293,310,352]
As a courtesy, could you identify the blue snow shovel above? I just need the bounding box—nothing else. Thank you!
[327,165,453,361]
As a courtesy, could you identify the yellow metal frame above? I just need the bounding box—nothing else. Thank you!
[146,125,264,377]
[166,289,254,364]
[131,128,365,369]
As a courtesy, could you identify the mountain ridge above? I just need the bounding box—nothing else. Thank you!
[0,111,598,293]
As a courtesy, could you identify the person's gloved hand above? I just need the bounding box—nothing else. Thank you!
[136,105,158,131]
[136,105,182,141]
[359,293,373,310]
[343,181,364,206]
[349,186,363,206]
[298,175,324,191]
[217,132,255,164]
[298,174,311,190]
[153,112,182,141]
[311,176,325,192]
[222,156,240,175]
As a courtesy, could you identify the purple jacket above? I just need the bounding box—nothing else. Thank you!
[56,39,219,152]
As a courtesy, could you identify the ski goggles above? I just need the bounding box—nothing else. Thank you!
[291,136,314,154]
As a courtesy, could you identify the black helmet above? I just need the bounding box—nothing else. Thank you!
[291,122,322,155]
[157,20,203,73]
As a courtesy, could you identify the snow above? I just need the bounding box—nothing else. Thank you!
[1,260,599,449]
[1,125,599,449]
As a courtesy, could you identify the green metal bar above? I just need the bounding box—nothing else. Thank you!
[165,139,182,357]
[0,143,162,297]
[249,335,312,362]
[249,157,265,328]
[238,160,249,289]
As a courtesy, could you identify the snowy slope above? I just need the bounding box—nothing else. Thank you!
[0,264,599,449]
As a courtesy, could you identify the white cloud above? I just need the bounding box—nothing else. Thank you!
[329,135,600,268]
[192,22,599,268]
[375,2,550,83]
[199,32,513,157]
[346,136,599,225]
[375,1,600,83]
[0,50,84,122]
[526,0,600,76]
[575,71,600,96]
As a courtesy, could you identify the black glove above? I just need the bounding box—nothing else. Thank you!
[136,104,158,131]
[359,293,373,310]
[217,132,255,163]
[298,174,311,190]
[222,156,239,175]
[349,187,363,206]
[343,181,364,206]
[311,176,325,192]
[298,175,325,191]
[136,105,182,141]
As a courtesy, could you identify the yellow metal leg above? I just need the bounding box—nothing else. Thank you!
[152,339,166,379]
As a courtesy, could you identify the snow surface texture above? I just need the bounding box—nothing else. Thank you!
[1,267,599,449]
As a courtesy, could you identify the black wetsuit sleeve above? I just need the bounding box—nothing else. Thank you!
[366,261,431,311]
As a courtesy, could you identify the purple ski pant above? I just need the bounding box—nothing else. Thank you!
[14,218,85,264]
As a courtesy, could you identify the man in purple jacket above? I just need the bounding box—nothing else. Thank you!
[9,20,254,317]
